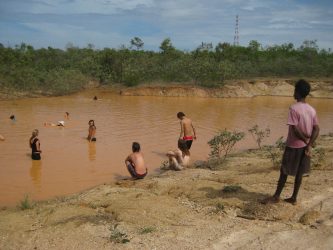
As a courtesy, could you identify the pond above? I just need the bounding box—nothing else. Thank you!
[0,89,332,206]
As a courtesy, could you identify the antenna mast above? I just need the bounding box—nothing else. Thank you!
[233,15,239,46]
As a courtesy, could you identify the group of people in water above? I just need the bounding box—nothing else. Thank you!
[24,106,197,181]
[2,79,321,205]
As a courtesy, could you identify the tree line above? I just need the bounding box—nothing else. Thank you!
[0,38,332,95]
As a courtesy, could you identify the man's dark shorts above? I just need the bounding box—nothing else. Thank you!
[127,163,147,179]
[281,146,310,176]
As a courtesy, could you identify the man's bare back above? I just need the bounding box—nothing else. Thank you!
[126,152,146,175]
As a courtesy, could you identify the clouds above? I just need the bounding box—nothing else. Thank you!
[0,0,332,50]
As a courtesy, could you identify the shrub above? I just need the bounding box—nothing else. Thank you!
[109,224,130,244]
[248,125,270,149]
[208,129,245,163]
[18,194,33,210]
[264,136,286,168]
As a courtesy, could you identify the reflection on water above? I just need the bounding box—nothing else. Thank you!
[88,142,96,161]
[30,160,42,191]
[0,89,332,206]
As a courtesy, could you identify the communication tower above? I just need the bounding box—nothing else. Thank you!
[233,15,239,46]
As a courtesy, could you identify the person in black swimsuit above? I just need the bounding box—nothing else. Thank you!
[29,129,42,160]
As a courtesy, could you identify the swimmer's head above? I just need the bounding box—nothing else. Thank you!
[32,129,39,137]
[177,112,185,119]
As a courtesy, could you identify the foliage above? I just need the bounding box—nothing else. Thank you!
[109,224,130,244]
[1,39,333,96]
[222,185,242,193]
[18,194,33,210]
[264,136,286,168]
[208,129,245,163]
[248,125,271,149]
[311,147,326,168]
[138,226,156,234]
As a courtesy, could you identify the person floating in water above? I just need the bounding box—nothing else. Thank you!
[166,139,190,171]
[177,112,197,152]
[261,79,320,205]
[93,96,98,100]
[10,115,16,123]
[125,142,147,179]
[44,121,65,127]
[87,120,96,142]
[29,129,42,160]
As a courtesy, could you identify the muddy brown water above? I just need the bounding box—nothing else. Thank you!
[0,90,332,206]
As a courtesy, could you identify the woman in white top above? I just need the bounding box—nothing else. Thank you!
[166,139,190,170]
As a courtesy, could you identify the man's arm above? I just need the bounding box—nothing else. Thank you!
[291,125,309,144]
[191,123,197,139]
[305,125,320,156]
[179,121,184,139]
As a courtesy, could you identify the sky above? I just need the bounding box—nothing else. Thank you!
[0,0,332,51]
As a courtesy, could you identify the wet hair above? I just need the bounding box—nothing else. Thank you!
[65,112,69,116]
[178,139,190,155]
[93,96,98,100]
[295,79,311,98]
[10,115,15,120]
[29,129,39,147]
[132,142,141,152]
[88,120,95,127]
[177,112,185,119]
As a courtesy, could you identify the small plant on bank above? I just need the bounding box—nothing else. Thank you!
[311,147,326,168]
[18,194,33,210]
[222,185,242,193]
[109,224,130,244]
[139,226,156,234]
[264,136,286,168]
[215,202,225,213]
[248,125,270,149]
[208,129,245,164]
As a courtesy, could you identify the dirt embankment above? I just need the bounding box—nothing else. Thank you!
[1,134,333,249]
[120,79,333,98]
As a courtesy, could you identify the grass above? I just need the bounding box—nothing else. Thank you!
[139,226,156,234]
[222,185,242,193]
[109,224,130,244]
[18,194,33,210]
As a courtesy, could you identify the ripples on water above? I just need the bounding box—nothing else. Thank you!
[0,90,332,205]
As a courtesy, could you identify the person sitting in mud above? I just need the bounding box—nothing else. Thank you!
[261,79,320,205]
[87,119,96,142]
[125,142,147,179]
[166,139,190,171]
[29,129,42,160]
[177,112,196,152]
[44,121,65,127]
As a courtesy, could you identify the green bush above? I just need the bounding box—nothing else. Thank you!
[208,129,245,164]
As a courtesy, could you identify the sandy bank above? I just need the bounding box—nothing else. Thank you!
[120,79,333,98]
[1,134,333,249]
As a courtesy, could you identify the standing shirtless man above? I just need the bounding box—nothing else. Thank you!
[177,112,197,150]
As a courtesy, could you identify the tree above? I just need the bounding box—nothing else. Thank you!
[159,38,175,53]
[130,37,144,50]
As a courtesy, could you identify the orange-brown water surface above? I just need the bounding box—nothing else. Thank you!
[0,90,332,206]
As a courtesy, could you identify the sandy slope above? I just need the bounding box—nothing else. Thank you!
[0,134,332,249]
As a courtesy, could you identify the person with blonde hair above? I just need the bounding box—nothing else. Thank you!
[29,129,42,160]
